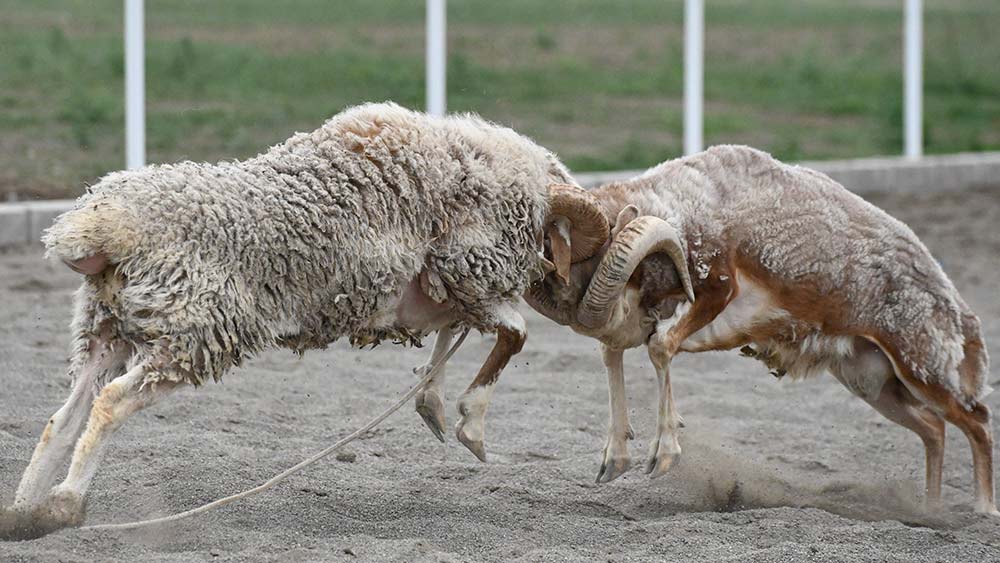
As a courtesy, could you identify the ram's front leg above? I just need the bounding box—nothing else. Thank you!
[455,303,526,461]
[643,289,729,478]
[596,345,635,483]
[413,327,455,442]
[645,332,684,478]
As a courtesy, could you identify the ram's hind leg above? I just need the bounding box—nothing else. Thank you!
[413,327,455,442]
[945,401,996,515]
[4,362,183,539]
[55,363,182,498]
[906,378,998,515]
[878,338,997,515]
[831,339,946,507]
[455,303,526,461]
[12,378,96,511]
[12,326,128,509]
[871,379,946,507]
[908,385,995,514]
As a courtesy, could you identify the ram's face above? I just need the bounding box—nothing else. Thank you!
[525,251,604,327]
[525,203,696,341]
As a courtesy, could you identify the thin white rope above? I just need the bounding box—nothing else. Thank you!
[78,328,470,533]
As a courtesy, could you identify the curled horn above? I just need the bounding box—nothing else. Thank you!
[544,184,610,284]
[577,216,695,329]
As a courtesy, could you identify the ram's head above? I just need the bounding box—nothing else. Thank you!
[528,202,696,343]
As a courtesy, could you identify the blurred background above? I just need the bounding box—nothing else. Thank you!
[1,0,997,201]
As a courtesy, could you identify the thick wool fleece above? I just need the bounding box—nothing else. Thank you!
[44,103,571,385]
[594,145,989,405]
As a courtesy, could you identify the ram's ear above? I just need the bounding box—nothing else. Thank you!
[612,205,640,237]
[547,217,572,285]
[62,253,109,275]
[538,255,557,274]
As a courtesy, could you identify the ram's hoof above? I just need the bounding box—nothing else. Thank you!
[645,452,680,479]
[596,455,631,484]
[455,395,489,462]
[0,491,86,541]
[644,431,682,479]
[974,499,1000,516]
[455,423,487,462]
[414,389,447,443]
[0,506,20,541]
[458,435,486,462]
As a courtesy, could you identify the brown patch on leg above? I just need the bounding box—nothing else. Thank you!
[648,271,734,362]
[70,381,127,462]
[38,420,54,446]
[466,325,526,391]
[943,401,996,514]
[455,318,527,462]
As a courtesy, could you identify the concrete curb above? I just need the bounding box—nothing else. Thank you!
[2,151,998,248]
[575,151,1000,191]
[0,199,76,249]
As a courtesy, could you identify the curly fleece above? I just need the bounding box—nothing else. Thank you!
[44,102,572,386]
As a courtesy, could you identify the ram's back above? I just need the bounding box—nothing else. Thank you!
[626,145,988,404]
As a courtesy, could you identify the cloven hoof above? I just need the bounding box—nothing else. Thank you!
[0,492,86,541]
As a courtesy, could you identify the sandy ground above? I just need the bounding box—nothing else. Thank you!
[1,186,1000,562]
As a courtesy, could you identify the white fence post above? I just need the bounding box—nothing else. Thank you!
[125,0,145,169]
[684,0,704,156]
[426,0,447,116]
[904,0,923,159]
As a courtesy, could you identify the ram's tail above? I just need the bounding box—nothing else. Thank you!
[42,199,140,275]
[958,309,992,403]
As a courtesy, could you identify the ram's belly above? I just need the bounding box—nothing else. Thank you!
[680,272,787,353]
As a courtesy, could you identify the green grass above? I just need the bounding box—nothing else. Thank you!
[0,0,998,199]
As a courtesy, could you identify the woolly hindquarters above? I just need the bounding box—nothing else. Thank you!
[42,197,140,265]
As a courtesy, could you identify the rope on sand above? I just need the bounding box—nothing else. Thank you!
[78,328,470,533]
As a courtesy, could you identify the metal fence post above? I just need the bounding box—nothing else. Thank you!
[426,0,447,116]
[904,0,923,159]
[125,0,145,169]
[684,0,704,156]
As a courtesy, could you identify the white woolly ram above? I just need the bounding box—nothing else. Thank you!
[0,102,610,539]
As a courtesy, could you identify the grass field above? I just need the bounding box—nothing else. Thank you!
[1,0,998,199]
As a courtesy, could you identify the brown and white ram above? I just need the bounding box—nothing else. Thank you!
[527,145,995,514]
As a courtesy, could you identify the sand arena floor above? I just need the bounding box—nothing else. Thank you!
[1,186,1000,562]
